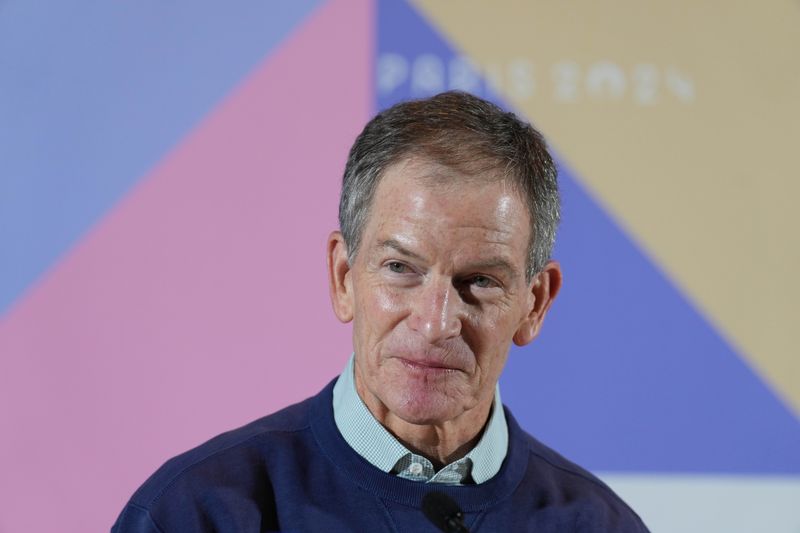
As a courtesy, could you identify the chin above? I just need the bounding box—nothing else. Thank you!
[386,387,463,426]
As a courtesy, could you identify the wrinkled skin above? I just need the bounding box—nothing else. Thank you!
[327,157,561,465]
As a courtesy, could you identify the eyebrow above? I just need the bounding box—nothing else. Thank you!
[376,238,520,279]
[376,239,428,263]
[466,257,519,280]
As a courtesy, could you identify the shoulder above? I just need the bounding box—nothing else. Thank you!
[505,408,650,532]
[113,386,329,532]
[133,392,315,504]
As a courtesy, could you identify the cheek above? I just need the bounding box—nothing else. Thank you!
[464,309,517,367]
[463,306,504,343]
[353,283,407,345]
[363,281,406,316]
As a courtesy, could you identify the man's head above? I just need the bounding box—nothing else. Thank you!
[339,91,560,281]
[327,92,562,441]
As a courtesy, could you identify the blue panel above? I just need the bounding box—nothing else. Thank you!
[502,165,800,473]
[376,0,501,110]
[377,0,800,473]
[0,0,322,314]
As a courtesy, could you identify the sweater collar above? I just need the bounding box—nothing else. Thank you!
[311,377,530,512]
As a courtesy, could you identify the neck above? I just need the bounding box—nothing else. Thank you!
[385,416,489,469]
[354,374,493,468]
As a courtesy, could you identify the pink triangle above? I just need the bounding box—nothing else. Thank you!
[0,0,371,530]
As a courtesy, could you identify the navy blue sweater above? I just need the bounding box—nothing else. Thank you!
[113,380,648,532]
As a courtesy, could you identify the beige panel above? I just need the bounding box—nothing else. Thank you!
[412,0,800,413]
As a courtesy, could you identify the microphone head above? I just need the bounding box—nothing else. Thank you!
[422,491,465,532]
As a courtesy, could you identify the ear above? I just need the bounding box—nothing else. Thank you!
[327,231,354,323]
[513,260,563,346]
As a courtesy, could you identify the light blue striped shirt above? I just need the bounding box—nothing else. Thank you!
[332,354,508,485]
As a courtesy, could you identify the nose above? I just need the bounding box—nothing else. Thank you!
[408,276,463,343]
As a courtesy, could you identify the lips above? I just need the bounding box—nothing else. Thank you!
[396,356,460,373]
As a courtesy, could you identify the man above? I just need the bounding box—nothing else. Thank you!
[113,92,648,532]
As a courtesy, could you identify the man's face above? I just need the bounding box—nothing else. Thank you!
[329,157,558,430]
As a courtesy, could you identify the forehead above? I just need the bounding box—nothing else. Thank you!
[364,157,531,262]
[387,153,505,189]
[372,155,526,213]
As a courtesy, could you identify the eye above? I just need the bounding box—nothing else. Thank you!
[469,275,495,289]
[387,261,409,274]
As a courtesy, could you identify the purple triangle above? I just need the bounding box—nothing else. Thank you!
[377,0,800,473]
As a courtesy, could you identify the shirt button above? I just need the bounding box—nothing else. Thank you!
[409,462,423,475]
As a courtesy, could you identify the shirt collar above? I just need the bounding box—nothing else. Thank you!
[332,354,508,484]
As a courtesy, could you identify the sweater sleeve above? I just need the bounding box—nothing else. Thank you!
[111,503,165,533]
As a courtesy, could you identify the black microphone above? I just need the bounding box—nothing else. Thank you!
[421,491,469,532]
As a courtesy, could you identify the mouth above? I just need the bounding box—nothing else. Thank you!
[396,357,460,375]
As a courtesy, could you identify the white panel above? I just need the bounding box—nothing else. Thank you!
[599,474,800,533]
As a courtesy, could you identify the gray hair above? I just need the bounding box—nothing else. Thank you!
[339,91,560,281]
